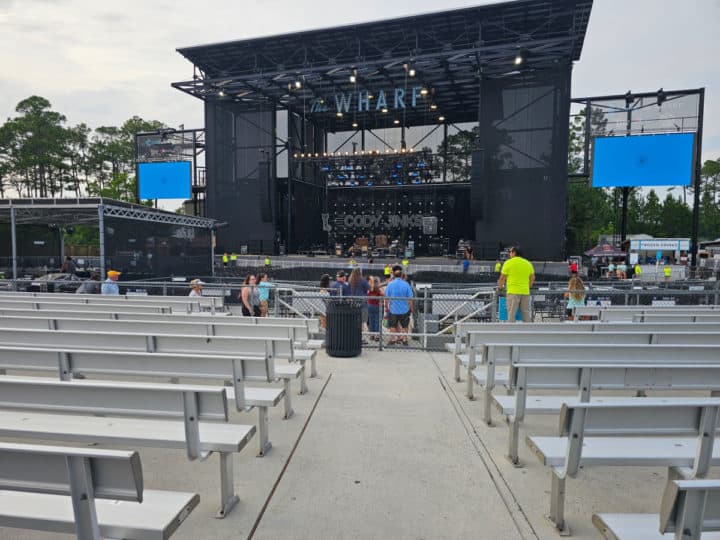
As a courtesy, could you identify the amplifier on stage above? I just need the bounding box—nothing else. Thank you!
[422,216,438,235]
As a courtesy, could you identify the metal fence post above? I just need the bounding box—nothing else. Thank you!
[422,288,429,351]
[378,302,384,351]
[274,287,280,316]
[490,289,498,322]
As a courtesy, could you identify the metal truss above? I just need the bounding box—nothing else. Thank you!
[172,0,593,129]
[102,203,214,229]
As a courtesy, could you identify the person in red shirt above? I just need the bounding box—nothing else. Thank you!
[367,276,384,340]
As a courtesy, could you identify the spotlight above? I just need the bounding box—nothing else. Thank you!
[294,80,302,89]
[352,122,358,128]
[430,103,437,110]
[409,68,416,77]
[514,54,523,66]
[657,88,666,107]
[420,88,428,96]
[381,108,388,113]
[350,69,357,83]
[218,90,225,97]
[336,112,343,117]
[438,116,445,122]
[368,94,374,100]
[393,119,400,125]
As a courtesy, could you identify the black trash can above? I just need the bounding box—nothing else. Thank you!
[325,299,363,357]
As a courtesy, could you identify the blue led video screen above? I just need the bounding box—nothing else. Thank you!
[591,133,694,188]
[138,161,191,199]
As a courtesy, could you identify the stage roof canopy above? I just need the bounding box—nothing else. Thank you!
[173,0,593,129]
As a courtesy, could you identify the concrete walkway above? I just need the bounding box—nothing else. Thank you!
[1,348,669,540]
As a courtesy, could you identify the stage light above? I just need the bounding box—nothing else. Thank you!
[382,108,388,113]
[393,119,400,125]
[409,68,416,77]
[218,90,226,97]
[420,88,428,96]
[430,103,437,110]
[300,153,305,158]
[294,80,302,89]
[438,116,445,122]
[657,88,666,107]
[368,94,374,100]
[352,122,358,128]
[336,112,343,117]
[514,53,523,66]
[350,70,357,83]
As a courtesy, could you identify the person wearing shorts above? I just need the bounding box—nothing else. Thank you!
[498,245,535,323]
[384,265,414,345]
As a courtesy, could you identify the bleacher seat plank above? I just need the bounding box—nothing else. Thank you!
[0,490,199,540]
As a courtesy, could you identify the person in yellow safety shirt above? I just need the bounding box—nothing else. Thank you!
[634,263,642,279]
[664,264,672,281]
[384,264,392,278]
[230,252,238,266]
[494,260,502,273]
[264,256,271,268]
[402,258,409,269]
[349,258,357,268]
[222,252,229,268]
[497,245,535,323]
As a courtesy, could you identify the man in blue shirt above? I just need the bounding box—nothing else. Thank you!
[101,270,121,295]
[384,265,414,345]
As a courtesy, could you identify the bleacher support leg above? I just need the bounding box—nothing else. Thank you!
[67,455,102,540]
[282,380,294,419]
[508,419,521,466]
[257,406,272,457]
[216,452,239,518]
[548,474,570,536]
[299,361,308,394]
[483,388,493,425]
[466,367,475,400]
[454,355,461,382]
[310,356,318,378]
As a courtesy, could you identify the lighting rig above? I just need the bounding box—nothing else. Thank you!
[293,148,439,187]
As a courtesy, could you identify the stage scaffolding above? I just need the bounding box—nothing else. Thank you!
[172,0,593,259]
[0,198,216,284]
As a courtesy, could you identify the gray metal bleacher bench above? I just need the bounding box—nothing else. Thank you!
[593,478,720,540]
[0,345,283,456]
[0,375,254,517]
[0,442,199,540]
[527,400,720,535]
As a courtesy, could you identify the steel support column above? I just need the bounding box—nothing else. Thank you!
[691,88,706,270]
[10,206,17,290]
[98,205,106,279]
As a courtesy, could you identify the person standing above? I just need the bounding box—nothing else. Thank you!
[494,260,502,273]
[348,267,370,330]
[318,274,331,330]
[332,270,350,296]
[564,273,586,321]
[239,274,261,316]
[497,246,534,323]
[383,264,392,279]
[222,253,229,268]
[188,278,204,297]
[257,273,273,317]
[101,270,121,295]
[367,276,384,340]
[61,256,77,274]
[384,265,414,345]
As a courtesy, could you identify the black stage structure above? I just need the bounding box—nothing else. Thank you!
[173,0,593,260]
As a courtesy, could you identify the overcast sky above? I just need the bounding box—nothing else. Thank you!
[1,0,719,161]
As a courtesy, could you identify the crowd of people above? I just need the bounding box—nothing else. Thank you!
[316,264,415,345]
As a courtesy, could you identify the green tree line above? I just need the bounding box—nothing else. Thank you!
[0,95,166,201]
